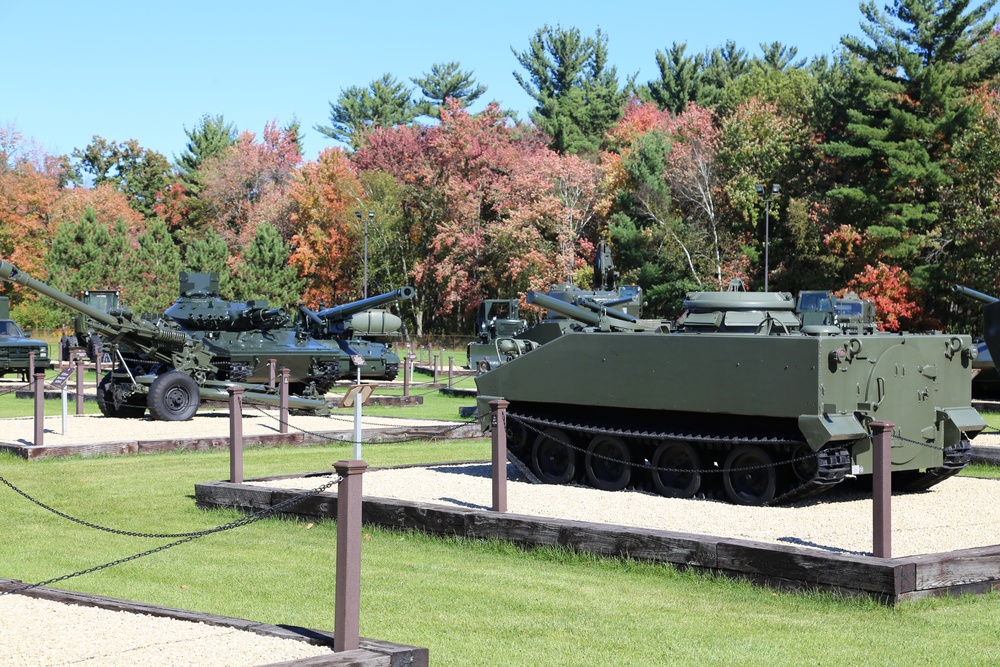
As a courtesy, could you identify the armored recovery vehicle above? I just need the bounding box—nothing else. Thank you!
[298,286,415,380]
[0,260,336,421]
[476,284,985,505]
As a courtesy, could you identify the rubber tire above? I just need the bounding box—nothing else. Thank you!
[531,428,576,484]
[723,445,777,506]
[651,441,702,498]
[147,371,200,421]
[584,435,631,491]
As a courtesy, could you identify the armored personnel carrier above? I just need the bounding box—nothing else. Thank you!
[0,261,336,421]
[298,287,415,380]
[476,283,984,505]
[0,296,53,379]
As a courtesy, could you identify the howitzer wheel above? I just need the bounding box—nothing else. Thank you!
[147,371,200,421]
[651,440,702,498]
[96,373,146,419]
[723,445,777,505]
[584,435,631,491]
[531,428,576,484]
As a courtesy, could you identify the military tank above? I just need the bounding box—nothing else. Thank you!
[476,283,985,505]
[298,286,415,380]
[0,260,335,421]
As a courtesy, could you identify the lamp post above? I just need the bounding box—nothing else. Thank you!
[755,183,780,292]
[355,210,374,298]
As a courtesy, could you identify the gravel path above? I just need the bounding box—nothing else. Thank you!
[250,447,1000,558]
[0,595,331,666]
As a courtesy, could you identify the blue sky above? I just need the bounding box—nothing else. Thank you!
[5,0,870,163]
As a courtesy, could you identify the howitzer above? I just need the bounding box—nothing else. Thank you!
[300,286,415,381]
[0,260,329,421]
[526,290,657,332]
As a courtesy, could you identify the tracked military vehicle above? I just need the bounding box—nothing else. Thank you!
[298,286,415,380]
[0,261,335,421]
[467,299,528,372]
[476,283,984,505]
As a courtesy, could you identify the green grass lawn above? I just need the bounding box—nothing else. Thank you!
[3,442,1000,666]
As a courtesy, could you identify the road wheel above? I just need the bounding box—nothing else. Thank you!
[723,445,777,505]
[531,428,576,484]
[651,440,702,498]
[147,371,200,421]
[584,435,631,491]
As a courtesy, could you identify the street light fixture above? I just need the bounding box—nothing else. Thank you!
[755,183,780,292]
[355,210,375,298]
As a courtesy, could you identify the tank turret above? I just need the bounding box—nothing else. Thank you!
[300,287,415,380]
[165,272,290,332]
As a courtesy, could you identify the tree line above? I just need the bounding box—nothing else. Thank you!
[1,0,999,336]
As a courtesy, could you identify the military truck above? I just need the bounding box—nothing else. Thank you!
[61,288,121,361]
[0,296,54,380]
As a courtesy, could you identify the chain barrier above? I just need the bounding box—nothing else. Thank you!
[0,475,340,597]
[0,381,32,397]
[508,413,815,475]
[246,402,483,447]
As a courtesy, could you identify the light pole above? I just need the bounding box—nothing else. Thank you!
[755,183,780,292]
[356,210,374,298]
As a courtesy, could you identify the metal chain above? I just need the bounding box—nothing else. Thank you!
[0,476,340,597]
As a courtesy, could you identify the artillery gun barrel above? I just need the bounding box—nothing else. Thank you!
[0,260,121,327]
[526,291,603,327]
[315,286,415,320]
[952,285,1000,305]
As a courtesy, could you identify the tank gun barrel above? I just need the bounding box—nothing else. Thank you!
[315,286,415,320]
[526,291,603,327]
[573,296,638,323]
[952,285,999,305]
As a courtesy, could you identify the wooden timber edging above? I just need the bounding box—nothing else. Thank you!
[0,578,428,667]
[0,422,484,460]
[194,474,1000,605]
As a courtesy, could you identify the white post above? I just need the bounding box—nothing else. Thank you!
[61,383,68,435]
[353,366,362,460]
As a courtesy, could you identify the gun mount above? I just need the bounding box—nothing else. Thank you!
[0,260,331,421]
[166,272,290,332]
[299,286,415,380]
[953,285,1000,396]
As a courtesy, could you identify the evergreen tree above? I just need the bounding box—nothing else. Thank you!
[126,218,183,315]
[175,114,237,194]
[825,0,1000,257]
[698,40,751,108]
[512,25,628,155]
[412,62,488,118]
[315,74,416,150]
[46,208,114,296]
[647,43,704,114]
[183,228,233,295]
[230,223,304,308]
[755,42,807,72]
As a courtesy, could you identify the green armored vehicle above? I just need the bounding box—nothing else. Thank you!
[0,260,334,421]
[298,286,415,380]
[467,299,528,372]
[0,296,53,379]
[476,283,984,505]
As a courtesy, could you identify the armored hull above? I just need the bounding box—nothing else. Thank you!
[476,288,984,505]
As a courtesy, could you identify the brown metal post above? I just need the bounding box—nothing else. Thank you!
[490,400,508,513]
[28,350,35,382]
[33,372,45,447]
[432,354,439,384]
[228,386,244,484]
[279,367,290,435]
[334,459,367,652]
[268,358,277,389]
[74,357,84,415]
[448,356,454,388]
[871,420,893,558]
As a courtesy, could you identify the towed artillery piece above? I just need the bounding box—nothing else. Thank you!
[0,261,336,421]
[952,285,1000,395]
[298,286,415,380]
[476,283,985,506]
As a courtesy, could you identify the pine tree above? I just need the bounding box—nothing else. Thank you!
[46,208,114,296]
[647,43,704,114]
[127,218,183,315]
[412,62,488,118]
[176,114,237,194]
[512,25,628,155]
[230,223,304,308]
[315,74,416,150]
